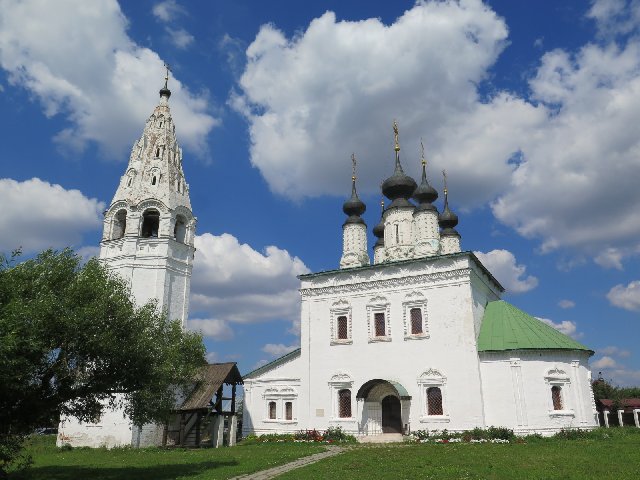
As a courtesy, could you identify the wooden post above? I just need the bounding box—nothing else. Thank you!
[231,384,237,414]
[215,385,223,412]
[195,412,201,447]
[179,413,186,446]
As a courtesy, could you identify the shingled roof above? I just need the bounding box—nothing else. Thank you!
[178,362,243,411]
[477,300,593,354]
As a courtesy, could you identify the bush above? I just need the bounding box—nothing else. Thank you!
[486,426,515,441]
[323,426,356,443]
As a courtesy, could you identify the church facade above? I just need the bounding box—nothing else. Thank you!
[57,75,196,448]
[242,125,598,437]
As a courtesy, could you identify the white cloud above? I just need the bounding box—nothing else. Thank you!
[587,0,640,37]
[262,343,299,357]
[599,345,631,357]
[558,299,575,309]
[166,28,194,49]
[190,233,309,327]
[595,248,625,270]
[0,178,103,253]
[592,355,618,369]
[538,317,580,338]
[474,249,538,293]
[607,280,640,311]
[152,0,185,22]
[187,318,234,340]
[0,0,217,158]
[205,351,218,364]
[233,1,640,265]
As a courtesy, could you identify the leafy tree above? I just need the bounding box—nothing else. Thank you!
[0,249,206,476]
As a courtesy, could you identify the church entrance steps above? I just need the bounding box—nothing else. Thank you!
[357,433,404,443]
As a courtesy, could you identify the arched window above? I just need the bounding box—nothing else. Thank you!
[127,177,133,187]
[151,176,157,186]
[374,312,386,337]
[410,308,423,335]
[155,147,160,157]
[112,210,127,240]
[268,401,276,420]
[174,215,187,243]
[285,401,293,421]
[337,315,348,340]
[141,209,160,238]
[427,387,443,415]
[338,389,351,418]
[551,386,563,410]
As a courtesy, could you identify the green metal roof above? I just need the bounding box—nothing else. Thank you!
[242,348,301,379]
[477,301,593,354]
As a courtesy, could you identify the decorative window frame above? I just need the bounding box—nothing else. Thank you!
[417,368,450,423]
[402,291,429,340]
[544,367,574,417]
[328,372,354,421]
[366,296,391,342]
[330,299,352,345]
[262,386,298,424]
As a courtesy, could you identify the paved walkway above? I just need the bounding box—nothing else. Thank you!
[229,446,346,480]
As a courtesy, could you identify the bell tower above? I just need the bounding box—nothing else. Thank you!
[100,66,196,327]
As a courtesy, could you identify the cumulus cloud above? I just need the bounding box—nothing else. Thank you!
[594,248,625,270]
[188,318,234,341]
[0,178,103,253]
[538,317,580,338]
[599,345,631,357]
[592,355,618,369]
[558,299,576,309]
[190,233,309,327]
[607,280,640,311]
[587,0,640,37]
[167,28,194,49]
[474,249,538,293]
[0,0,217,158]
[232,1,640,265]
[262,343,299,357]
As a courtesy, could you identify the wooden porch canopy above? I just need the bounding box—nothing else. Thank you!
[178,362,243,413]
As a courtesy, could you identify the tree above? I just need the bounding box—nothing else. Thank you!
[0,249,206,476]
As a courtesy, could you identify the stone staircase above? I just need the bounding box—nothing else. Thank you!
[357,433,404,443]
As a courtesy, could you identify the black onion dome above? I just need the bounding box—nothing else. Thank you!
[373,203,385,247]
[413,163,438,213]
[343,179,366,225]
[381,160,417,208]
[439,203,458,229]
[159,86,172,99]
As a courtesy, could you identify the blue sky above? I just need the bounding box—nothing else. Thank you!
[1,0,639,385]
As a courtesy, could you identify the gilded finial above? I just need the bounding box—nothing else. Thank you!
[351,153,357,182]
[393,119,400,152]
[380,198,385,212]
[442,169,448,196]
[420,138,426,167]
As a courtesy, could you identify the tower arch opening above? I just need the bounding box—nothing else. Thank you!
[141,209,160,238]
[174,215,187,243]
[112,209,127,239]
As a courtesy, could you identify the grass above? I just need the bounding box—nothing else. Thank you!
[12,435,325,480]
[13,428,640,480]
[277,428,640,480]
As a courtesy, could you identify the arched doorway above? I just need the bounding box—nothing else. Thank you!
[381,395,402,433]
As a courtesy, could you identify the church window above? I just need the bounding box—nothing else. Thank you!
[337,316,348,340]
[156,147,160,157]
[427,387,443,415]
[395,224,399,244]
[374,312,386,337]
[151,176,157,185]
[551,386,563,411]
[338,389,351,418]
[174,215,187,243]
[112,210,127,240]
[268,401,276,420]
[141,209,160,238]
[285,401,293,421]
[127,177,132,187]
[410,308,423,335]
[159,121,163,128]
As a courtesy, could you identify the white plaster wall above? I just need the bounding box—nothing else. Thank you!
[57,400,132,448]
[384,208,415,261]
[340,223,369,269]
[412,210,440,258]
[479,351,598,434]
[440,235,461,255]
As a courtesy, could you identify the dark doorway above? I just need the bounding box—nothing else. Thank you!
[381,395,402,433]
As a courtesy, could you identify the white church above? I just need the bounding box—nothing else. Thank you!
[242,123,598,437]
[59,75,598,446]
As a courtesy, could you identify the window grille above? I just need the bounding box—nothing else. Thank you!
[427,387,443,415]
[551,386,563,410]
[268,401,276,420]
[374,312,386,337]
[410,307,423,334]
[338,389,352,418]
[285,401,293,420]
[337,315,348,340]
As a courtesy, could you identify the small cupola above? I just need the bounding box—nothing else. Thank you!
[381,120,417,208]
[413,140,438,213]
[438,170,459,233]
[342,154,366,226]
[373,199,385,247]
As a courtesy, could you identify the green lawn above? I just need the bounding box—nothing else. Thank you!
[278,428,640,480]
[13,436,325,480]
[13,428,640,480]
